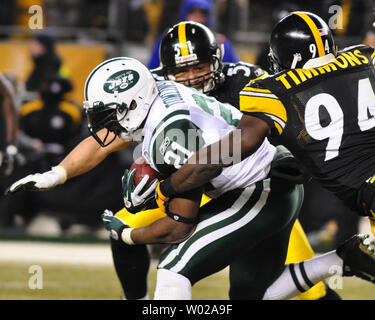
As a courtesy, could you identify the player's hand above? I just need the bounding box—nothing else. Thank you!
[122,168,158,213]
[155,180,170,213]
[5,166,67,195]
[101,209,129,240]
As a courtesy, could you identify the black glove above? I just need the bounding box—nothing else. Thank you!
[357,176,375,220]
[270,145,310,184]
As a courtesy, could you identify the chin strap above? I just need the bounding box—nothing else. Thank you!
[290,53,302,69]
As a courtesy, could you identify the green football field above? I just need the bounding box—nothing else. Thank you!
[0,259,374,300]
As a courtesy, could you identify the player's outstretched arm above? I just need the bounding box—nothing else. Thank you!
[159,115,270,197]
[6,129,131,195]
[59,129,130,180]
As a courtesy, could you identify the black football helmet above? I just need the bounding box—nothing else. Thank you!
[269,11,336,73]
[159,21,224,93]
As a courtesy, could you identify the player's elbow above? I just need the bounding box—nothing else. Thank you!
[190,164,223,182]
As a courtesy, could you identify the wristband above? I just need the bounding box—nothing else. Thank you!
[121,227,135,245]
[159,177,178,198]
[51,165,68,184]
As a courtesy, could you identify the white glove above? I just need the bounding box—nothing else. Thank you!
[5,166,67,195]
[122,169,158,213]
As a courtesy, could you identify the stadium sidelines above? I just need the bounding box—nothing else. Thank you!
[0,217,371,266]
[0,241,114,266]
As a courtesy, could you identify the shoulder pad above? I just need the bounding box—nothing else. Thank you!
[339,44,372,54]
[223,61,267,81]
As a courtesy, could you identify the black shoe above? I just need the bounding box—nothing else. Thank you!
[336,234,375,283]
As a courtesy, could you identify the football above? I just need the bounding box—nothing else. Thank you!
[129,157,160,186]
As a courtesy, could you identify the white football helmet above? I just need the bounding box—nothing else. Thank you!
[83,57,158,146]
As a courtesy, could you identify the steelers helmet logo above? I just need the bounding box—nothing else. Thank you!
[103,70,140,94]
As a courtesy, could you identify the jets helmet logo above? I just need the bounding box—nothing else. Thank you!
[103,70,140,94]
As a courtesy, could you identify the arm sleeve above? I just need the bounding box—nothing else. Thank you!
[239,84,287,137]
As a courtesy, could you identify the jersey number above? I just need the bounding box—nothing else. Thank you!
[305,77,375,161]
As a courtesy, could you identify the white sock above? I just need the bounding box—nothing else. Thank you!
[153,269,192,300]
[263,251,343,300]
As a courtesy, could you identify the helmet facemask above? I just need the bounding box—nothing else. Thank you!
[268,49,302,73]
[165,56,222,94]
[267,49,281,74]
[84,101,129,147]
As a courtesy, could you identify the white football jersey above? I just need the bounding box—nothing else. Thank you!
[142,81,275,197]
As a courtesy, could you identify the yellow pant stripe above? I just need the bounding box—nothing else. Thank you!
[115,207,166,228]
[287,220,327,300]
[115,194,212,228]
[115,198,327,299]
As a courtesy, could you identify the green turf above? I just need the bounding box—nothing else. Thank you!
[0,261,374,300]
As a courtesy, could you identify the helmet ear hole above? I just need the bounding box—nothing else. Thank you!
[129,100,137,110]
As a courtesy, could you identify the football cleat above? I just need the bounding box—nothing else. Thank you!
[336,234,375,283]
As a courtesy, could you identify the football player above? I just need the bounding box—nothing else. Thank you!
[151,12,375,290]
[0,73,19,177]
[6,57,375,300]
[119,21,340,300]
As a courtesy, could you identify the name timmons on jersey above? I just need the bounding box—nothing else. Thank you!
[276,49,370,90]
[148,127,242,169]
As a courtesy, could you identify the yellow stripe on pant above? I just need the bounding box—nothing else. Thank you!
[115,195,326,300]
[115,194,212,228]
[286,220,327,300]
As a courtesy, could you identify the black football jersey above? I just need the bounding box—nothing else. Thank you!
[210,62,266,108]
[240,44,375,210]
[151,62,266,109]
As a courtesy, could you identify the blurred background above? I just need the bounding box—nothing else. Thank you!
[0,0,374,300]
